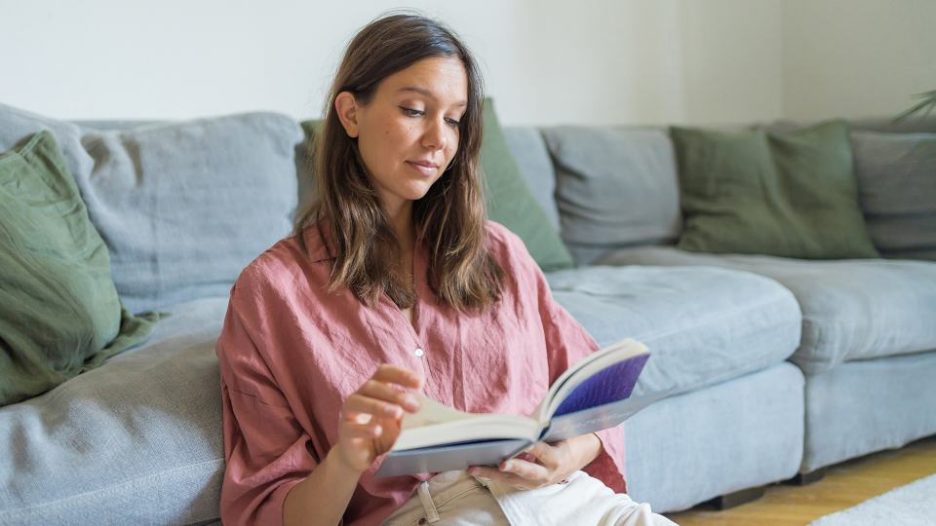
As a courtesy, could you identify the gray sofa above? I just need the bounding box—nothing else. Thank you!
[1,101,934,524]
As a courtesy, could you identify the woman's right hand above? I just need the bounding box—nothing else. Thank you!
[334,364,424,473]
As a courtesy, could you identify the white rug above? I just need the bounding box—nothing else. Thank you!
[809,473,936,526]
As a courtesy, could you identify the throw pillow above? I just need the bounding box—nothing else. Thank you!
[542,126,682,250]
[480,99,574,270]
[852,130,936,261]
[300,99,575,271]
[0,131,158,406]
[671,121,880,259]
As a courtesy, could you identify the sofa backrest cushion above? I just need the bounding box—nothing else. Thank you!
[852,130,936,261]
[541,126,682,264]
[502,126,560,231]
[77,113,303,314]
[0,103,93,188]
[0,130,156,406]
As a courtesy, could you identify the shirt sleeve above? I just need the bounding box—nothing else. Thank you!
[506,229,629,494]
[215,280,320,526]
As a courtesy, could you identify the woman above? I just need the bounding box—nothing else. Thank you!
[216,13,675,526]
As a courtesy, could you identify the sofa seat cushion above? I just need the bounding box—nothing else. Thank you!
[546,265,801,397]
[0,297,227,525]
[599,247,936,375]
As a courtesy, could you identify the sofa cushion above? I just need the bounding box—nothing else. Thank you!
[502,126,560,231]
[481,100,574,271]
[671,121,880,259]
[625,362,804,512]
[852,130,936,261]
[78,113,303,314]
[542,126,681,265]
[0,131,157,406]
[598,247,936,375]
[546,265,801,396]
[0,103,93,191]
[0,297,226,525]
[0,104,303,315]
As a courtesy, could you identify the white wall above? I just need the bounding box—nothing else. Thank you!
[781,0,936,121]
[0,0,932,125]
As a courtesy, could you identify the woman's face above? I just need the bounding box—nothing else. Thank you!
[337,56,468,217]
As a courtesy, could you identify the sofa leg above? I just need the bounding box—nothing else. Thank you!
[788,468,826,485]
[708,486,766,510]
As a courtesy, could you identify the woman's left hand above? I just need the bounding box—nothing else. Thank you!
[467,433,601,490]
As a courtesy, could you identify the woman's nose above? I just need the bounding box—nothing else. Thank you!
[421,118,447,151]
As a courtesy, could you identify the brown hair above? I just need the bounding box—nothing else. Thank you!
[294,13,503,311]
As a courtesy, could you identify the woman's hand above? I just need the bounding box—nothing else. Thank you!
[333,364,423,473]
[468,433,601,490]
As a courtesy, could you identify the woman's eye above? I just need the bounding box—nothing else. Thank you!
[445,118,461,128]
[400,107,424,117]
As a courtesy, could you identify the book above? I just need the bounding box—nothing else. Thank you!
[374,338,661,477]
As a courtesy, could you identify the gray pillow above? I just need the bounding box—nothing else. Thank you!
[542,126,682,261]
[852,130,936,261]
[1,104,304,313]
[78,113,304,313]
[503,127,560,231]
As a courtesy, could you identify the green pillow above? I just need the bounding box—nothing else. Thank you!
[0,130,158,406]
[299,99,574,271]
[671,121,879,259]
[481,99,574,270]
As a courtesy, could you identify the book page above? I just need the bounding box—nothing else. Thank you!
[393,394,540,451]
[400,394,474,429]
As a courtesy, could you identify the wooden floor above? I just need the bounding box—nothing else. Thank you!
[665,435,936,526]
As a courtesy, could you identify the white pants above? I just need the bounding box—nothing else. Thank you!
[382,470,678,526]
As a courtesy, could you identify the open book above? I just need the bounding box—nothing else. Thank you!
[375,338,661,477]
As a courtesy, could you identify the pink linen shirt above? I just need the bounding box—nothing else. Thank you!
[215,221,627,526]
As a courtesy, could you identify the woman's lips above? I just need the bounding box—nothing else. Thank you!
[406,161,438,177]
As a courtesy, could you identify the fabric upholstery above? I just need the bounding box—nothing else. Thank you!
[0,131,156,406]
[625,363,804,512]
[0,103,93,191]
[546,265,801,396]
[671,121,879,259]
[481,100,573,271]
[599,246,936,374]
[0,104,303,315]
[852,130,936,261]
[77,113,303,314]
[0,297,227,525]
[502,126,560,230]
[802,352,936,473]
[542,126,681,254]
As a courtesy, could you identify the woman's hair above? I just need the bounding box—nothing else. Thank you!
[294,13,504,312]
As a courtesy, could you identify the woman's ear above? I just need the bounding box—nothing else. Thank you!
[334,92,360,138]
